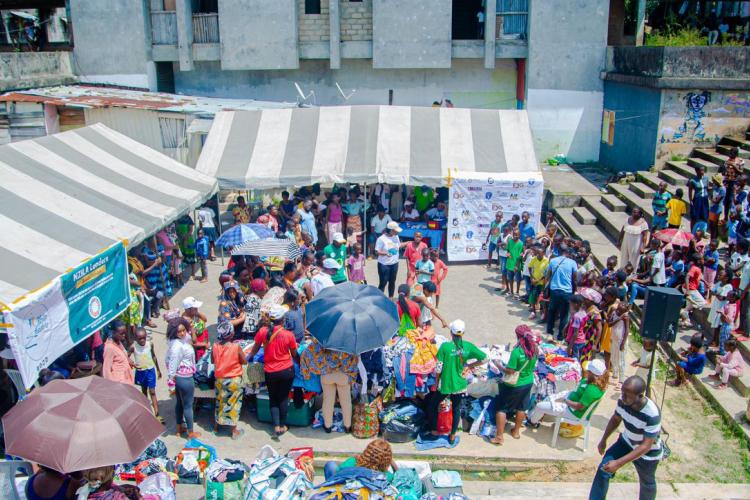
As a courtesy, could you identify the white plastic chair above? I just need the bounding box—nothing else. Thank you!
[550,400,599,452]
[4,370,28,402]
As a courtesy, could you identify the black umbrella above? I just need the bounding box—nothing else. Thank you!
[306,282,399,354]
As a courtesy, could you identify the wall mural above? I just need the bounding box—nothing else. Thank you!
[656,90,750,167]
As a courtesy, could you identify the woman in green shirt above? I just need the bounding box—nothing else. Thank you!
[491,325,539,445]
[322,438,397,481]
[527,358,607,427]
[429,319,487,444]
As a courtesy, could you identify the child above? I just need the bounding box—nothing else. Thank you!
[565,294,588,358]
[707,270,732,345]
[632,337,655,369]
[727,211,739,257]
[346,226,365,251]
[608,300,630,384]
[528,245,548,320]
[666,188,688,229]
[415,247,434,284]
[347,243,366,284]
[171,247,184,288]
[602,255,618,279]
[671,333,706,386]
[614,269,629,301]
[666,248,686,288]
[129,327,163,421]
[709,339,743,390]
[429,248,448,307]
[497,226,511,293]
[703,240,720,298]
[716,291,738,355]
[521,237,534,299]
[505,228,524,297]
[194,229,210,283]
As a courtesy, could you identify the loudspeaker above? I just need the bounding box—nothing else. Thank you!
[640,286,682,343]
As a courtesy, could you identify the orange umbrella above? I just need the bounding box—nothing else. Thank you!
[2,377,163,473]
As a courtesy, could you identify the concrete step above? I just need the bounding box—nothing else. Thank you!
[721,135,750,151]
[694,148,729,167]
[706,350,750,397]
[628,181,655,199]
[572,205,596,225]
[600,193,626,212]
[686,156,719,172]
[717,143,750,159]
[658,168,690,187]
[553,207,619,269]
[607,183,654,223]
[581,196,629,241]
[665,160,697,179]
[636,171,662,191]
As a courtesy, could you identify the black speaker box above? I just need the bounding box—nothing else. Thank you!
[640,286,682,343]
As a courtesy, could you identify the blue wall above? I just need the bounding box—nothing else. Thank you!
[599,81,661,172]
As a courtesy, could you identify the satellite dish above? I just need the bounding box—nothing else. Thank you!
[335,82,356,101]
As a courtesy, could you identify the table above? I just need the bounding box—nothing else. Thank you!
[399,222,445,248]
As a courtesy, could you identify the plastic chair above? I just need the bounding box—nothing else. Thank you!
[550,400,599,452]
[0,460,33,500]
[4,370,28,401]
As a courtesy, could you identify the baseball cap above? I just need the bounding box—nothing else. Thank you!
[585,359,606,376]
[386,221,402,233]
[182,296,203,309]
[332,232,346,243]
[323,258,341,270]
[268,304,288,320]
[449,319,466,336]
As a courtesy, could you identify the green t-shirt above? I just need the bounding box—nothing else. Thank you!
[505,238,524,271]
[566,380,604,419]
[324,243,347,283]
[436,339,486,394]
[339,456,394,481]
[504,346,537,387]
[414,187,435,213]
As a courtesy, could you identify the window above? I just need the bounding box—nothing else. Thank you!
[305,0,321,15]
[159,116,186,149]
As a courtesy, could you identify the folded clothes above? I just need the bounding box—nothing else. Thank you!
[415,433,460,451]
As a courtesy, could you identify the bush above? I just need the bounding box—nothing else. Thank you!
[645,27,707,46]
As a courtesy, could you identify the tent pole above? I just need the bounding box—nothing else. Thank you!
[215,191,224,266]
[363,182,368,258]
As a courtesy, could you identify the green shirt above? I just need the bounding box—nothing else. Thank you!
[324,243,347,283]
[504,346,537,387]
[566,380,604,419]
[506,238,524,271]
[489,220,501,244]
[414,187,435,213]
[339,456,394,481]
[436,339,486,394]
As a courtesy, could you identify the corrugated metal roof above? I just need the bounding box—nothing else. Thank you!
[0,85,299,117]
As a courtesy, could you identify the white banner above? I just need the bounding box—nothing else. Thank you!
[447,172,544,262]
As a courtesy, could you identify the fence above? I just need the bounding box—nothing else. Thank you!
[192,13,219,43]
[151,11,177,45]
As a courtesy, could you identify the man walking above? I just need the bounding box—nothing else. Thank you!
[545,244,578,340]
[589,376,663,500]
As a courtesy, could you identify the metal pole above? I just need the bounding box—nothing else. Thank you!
[646,340,657,398]
[215,191,224,266]
[363,182,368,257]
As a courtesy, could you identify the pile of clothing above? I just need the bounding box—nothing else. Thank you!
[382,330,442,399]
[380,400,425,443]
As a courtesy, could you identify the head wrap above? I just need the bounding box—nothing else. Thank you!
[251,278,268,294]
[515,324,539,360]
[217,321,234,342]
[223,279,243,301]
[579,287,602,305]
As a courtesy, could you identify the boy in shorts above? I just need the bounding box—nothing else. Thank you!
[130,327,163,421]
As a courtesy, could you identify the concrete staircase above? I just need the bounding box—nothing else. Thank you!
[553,131,750,440]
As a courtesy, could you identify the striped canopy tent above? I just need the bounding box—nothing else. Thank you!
[0,123,218,304]
[196,106,539,189]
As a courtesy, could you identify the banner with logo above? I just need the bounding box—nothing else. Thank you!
[447,172,544,262]
[4,241,130,388]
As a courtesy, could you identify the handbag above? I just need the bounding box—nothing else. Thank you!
[352,396,383,439]
[503,357,530,386]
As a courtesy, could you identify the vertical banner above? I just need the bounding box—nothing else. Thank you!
[5,242,130,388]
[447,173,544,262]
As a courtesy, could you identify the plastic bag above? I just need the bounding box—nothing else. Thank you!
[436,399,452,435]
[243,456,312,500]
[352,397,383,439]
[391,467,423,500]
[194,348,215,387]
[139,472,176,500]
[206,479,244,500]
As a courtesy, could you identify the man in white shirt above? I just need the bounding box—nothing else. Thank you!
[424,202,447,221]
[400,201,420,222]
[311,258,339,296]
[197,205,217,259]
[651,242,666,286]
[370,205,393,257]
[376,221,405,298]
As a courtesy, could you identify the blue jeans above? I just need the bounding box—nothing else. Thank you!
[571,342,586,359]
[628,282,648,305]
[323,460,338,480]
[547,289,572,340]
[589,436,658,500]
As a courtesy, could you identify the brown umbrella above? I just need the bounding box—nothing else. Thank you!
[2,376,163,473]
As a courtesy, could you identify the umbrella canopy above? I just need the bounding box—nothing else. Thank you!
[2,377,163,473]
[231,238,301,260]
[306,282,399,354]
[215,223,275,248]
[654,228,693,247]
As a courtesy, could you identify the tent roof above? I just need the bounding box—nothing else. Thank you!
[196,106,539,190]
[0,123,218,304]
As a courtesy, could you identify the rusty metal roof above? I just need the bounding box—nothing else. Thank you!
[0,85,298,116]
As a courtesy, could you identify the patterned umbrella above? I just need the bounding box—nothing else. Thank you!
[654,228,693,247]
[2,377,163,473]
[231,238,302,260]
[215,223,275,248]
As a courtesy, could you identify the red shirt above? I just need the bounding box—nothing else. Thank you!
[254,326,297,373]
[404,241,428,270]
[397,299,421,325]
[687,265,702,291]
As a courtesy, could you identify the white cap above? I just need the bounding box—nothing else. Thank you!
[182,296,203,309]
[323,258,341,270]
[332,232,346,243]
[586,359,606,376]
[386,221,402,233]
[449,319,466,336]
[268,304,288,320]
[404,200,414,206]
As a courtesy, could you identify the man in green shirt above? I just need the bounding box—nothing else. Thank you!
[430,319,487,444]
[527,358,607,425]
[324,232,348,283]
[505,228,524,296]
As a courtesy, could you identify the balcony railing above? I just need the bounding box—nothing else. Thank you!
[151,11,177,45]
[496,0,527,39]
[192,13,220,44]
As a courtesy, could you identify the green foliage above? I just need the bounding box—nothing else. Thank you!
[645,27,707,47]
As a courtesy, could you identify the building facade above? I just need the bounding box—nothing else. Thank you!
[4,0,611,163]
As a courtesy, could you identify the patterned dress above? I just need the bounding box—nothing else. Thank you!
[580,304,602,363]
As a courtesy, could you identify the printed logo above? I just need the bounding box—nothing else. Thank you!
[487,177,494,185]
[466,231,474,239]
[485,192,493,200]
[88,296,102,319]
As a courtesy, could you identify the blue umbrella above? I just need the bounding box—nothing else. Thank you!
[306,282,399,354]
[215,223,275,248]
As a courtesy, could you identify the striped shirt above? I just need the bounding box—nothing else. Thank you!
[615,397,664,461]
